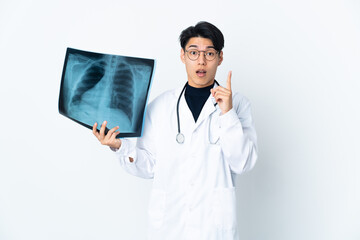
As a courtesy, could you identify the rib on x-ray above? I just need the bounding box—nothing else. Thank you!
[59,48,155,138]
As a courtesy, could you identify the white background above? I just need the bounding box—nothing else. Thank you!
[0,0,359,239]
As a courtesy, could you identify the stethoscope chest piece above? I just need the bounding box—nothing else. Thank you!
[176,133,185,144]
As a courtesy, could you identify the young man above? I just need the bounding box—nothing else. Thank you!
[93,21,257,240]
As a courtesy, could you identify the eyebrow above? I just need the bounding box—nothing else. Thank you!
[187,45,215,49]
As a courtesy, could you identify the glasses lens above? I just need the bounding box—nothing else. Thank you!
[187,49,199,60]
[205,50,217,61]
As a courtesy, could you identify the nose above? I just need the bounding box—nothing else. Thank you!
[198,52,206,65]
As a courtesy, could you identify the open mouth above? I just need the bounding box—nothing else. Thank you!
[196,70,207,77]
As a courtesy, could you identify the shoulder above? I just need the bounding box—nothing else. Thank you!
[146,88,178,115]
[232,91,252,116]
[150,89,177,105]
[232,91,251,107]
[149,89,177,107]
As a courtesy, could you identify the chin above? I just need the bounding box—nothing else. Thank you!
[188,75,214,88]
[197,79,213,87]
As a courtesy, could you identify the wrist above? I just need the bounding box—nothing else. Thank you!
[221,105,233,115]
[113,139,122,149]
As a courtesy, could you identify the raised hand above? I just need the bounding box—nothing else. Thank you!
[211,71,233,114]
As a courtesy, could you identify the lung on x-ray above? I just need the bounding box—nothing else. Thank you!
[58,48,155,138]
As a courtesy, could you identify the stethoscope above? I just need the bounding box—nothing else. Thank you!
[176,80,220,144]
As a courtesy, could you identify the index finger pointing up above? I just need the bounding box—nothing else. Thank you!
[227,71,232,90]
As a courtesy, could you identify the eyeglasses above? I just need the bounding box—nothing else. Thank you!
[185,49,218,61]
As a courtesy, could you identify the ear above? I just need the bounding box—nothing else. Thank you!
[180,48,186,63]
[218,51,223,66]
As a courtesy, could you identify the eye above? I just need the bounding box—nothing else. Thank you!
[206,51,216,56]
[189,50,198,56]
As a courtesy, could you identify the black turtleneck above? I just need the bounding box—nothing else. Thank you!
[185,83,214,122]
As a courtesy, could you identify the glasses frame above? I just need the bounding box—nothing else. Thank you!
[185,49,219,61]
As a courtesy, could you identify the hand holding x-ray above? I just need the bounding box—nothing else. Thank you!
[92,121,121,149]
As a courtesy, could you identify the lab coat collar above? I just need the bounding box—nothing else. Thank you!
[176,81,220,134]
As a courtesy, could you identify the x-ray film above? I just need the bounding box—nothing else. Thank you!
[58,48,155,138]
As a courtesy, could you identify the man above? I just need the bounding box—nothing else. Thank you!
[93,21,257,240]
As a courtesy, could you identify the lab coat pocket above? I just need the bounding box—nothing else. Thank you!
[148,189,166,229]
[212,187,237,230]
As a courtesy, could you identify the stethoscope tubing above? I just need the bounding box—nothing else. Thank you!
[176,80,219,144]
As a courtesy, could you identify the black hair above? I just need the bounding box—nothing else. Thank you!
[179,21,224,52]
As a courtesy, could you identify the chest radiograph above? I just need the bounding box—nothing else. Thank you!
[59,48,155,137]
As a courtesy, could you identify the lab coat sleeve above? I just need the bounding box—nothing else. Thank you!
[219,93,258,174]
[112,102,157,179]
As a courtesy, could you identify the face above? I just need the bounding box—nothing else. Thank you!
[181,37,223,88]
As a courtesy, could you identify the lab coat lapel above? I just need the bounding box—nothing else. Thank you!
[192,95,217,132]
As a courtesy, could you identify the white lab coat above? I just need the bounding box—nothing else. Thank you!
[114,84,258,240]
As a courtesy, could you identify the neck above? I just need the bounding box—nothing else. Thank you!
[185,83,213,96]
